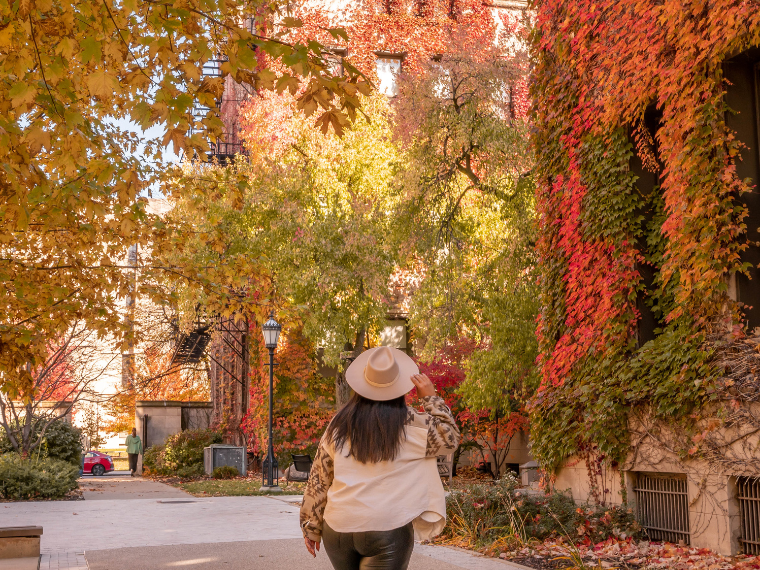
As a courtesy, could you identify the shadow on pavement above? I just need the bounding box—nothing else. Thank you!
[85,539,464,570]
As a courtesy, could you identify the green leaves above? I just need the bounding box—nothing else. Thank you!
[1,0,368,401]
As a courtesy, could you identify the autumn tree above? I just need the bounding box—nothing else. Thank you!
[392,28,538,417]
[0,0,367,409]
[0,322,113,456]
[242,325,334,464]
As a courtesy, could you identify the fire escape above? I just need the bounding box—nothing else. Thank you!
[166,313,251,446]
[193,58,250,162]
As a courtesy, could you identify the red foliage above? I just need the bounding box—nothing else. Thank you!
[411,339,528,475]
[290,0,507,79]
[241,325,334,460]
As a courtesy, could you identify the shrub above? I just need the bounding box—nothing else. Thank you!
[0,418,82,466]
[0,453,79,500]
[212,465,239,479]
[142,429,222,477]
[142,443,166,475]
[442,476,640,550]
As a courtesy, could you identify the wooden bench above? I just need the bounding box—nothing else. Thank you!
[0,526,42,570]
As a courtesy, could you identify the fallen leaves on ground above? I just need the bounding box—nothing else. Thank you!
[490,537,760,569]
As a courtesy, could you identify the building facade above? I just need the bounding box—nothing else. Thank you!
[532,0,760,555]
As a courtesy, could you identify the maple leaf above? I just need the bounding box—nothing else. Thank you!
[87,71,119,99]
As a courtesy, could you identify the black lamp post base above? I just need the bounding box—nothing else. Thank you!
[260,485,282,493]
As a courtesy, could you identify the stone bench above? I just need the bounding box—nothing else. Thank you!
[0,526,42,570]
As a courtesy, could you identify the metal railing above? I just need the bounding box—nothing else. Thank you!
[634,473,690,544]
[209,140,246,161]
[738,477,760,555]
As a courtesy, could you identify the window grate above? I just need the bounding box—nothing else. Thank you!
[634,473,690,544]
[738,477,760,555]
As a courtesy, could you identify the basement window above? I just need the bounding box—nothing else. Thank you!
[633,472,690,544]
[738,476,760,555]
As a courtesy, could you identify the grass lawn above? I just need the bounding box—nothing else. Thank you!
[112,457,129,471]
[177,478,306,497]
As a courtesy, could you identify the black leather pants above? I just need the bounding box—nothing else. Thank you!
[322,521,414,570]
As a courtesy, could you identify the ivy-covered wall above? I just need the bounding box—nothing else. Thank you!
[530,0,760,473]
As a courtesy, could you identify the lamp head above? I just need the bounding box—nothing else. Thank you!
[262,312,281,349]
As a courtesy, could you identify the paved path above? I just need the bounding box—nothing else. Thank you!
[85,539,463,570]
[79,474,192,501]
[3,476,524,570]
[3,495,304,553]
[85,541,523,570]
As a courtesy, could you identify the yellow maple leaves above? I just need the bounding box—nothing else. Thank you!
[0,0,370,401]
[87,71,120,99]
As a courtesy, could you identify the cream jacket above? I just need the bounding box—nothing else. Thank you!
[300,395,460,542]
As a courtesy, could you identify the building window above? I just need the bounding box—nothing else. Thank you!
[375,54,403,97]
[725,50,760,332]
[631,106,664,346]
[325,47,346,77]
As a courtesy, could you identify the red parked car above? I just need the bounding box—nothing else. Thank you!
[83,451,114,476]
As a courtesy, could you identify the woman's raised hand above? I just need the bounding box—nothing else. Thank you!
[410,374,436,398]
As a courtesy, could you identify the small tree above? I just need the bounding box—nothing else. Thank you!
[0,322,113,457]
[393,26,538,419]
[81,405,106,450]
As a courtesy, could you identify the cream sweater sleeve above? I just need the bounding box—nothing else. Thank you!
[420,395,461,457]
[300,435,334,542]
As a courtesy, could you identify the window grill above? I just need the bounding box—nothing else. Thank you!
[738,477,760,555]
[634,473,690,544]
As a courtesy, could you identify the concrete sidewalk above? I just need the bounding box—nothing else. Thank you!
[3,496,303,553]
[85,540,526,570]
[85,539,456,570]
[78,475,191,501]
[5,477,525,570]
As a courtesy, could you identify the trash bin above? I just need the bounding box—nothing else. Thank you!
[204,444,247,476]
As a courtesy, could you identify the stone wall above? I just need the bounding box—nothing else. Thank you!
[552,404,760,555]
[135,401,212,449]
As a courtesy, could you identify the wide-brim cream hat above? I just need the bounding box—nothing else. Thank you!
[345,346,419,401]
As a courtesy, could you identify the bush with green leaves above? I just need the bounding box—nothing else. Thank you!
[0,418,82,466]
[442,476,640,550]
[143,429,222,477]
[0,453,79,500]
[212,465,239,479]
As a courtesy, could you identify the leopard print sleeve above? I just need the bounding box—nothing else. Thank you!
[300,435,334,542]
[421,395,460,457]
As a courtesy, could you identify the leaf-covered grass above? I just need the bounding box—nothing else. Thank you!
[177,478,306,497]
[437,477,640,553]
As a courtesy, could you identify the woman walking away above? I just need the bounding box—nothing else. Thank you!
[300,346,460,570]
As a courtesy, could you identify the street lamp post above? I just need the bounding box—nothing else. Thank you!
[261,312,282,492]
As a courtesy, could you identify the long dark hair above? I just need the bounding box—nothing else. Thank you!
[327,392,408,463]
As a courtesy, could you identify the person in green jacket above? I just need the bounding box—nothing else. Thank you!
[125,428,143,477]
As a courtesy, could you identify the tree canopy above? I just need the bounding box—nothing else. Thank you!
[392,30,537,416]
[0,0,365,401]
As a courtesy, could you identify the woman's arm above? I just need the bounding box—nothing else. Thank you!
[421,395,461,457]
[410,374,461,457]
[300,436,334,542]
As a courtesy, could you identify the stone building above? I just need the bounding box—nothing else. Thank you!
[532,0,760,556]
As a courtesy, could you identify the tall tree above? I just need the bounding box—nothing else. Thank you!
[392,29,538,416]
[0,0,367,404]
